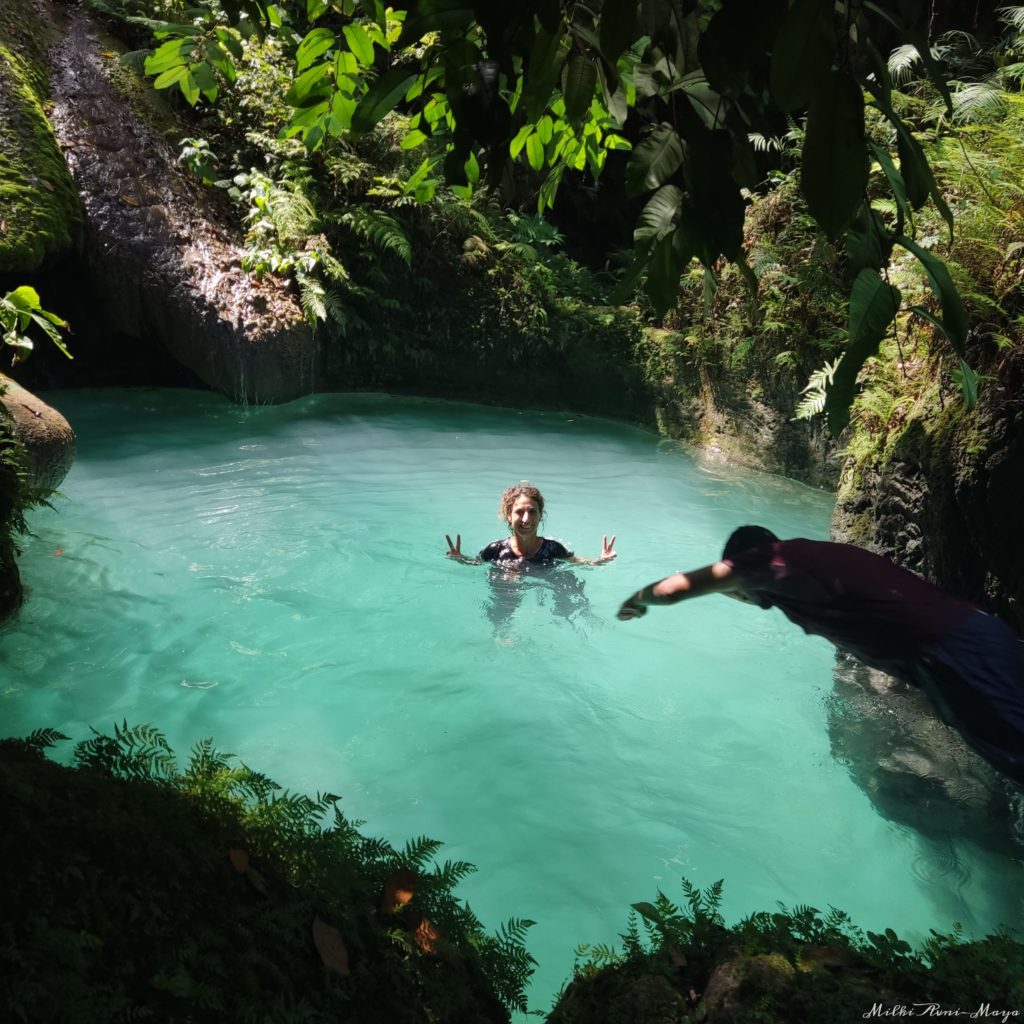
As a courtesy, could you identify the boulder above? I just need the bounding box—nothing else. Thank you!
[0,375,75,497]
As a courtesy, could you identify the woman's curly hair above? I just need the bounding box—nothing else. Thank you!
[498,481,545,530]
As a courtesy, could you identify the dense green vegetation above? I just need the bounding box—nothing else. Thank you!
[3,727,1022,1023]
[552,880,1024,1022]
[1,724,532,1023]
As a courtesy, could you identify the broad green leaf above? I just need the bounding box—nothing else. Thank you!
[523,24,567,123]
[296,28,335,73]
[464,151,480,186]
[401,129,428,149]
[769,0,835,111]
[145,38,194,75]
[634,184,683,245]
[604,133,632,151]
[645,224,695,316]
[896,234,968,355]
[826,269,901,434]
[216,28,244,60]
[845,206,892,280]
[282,99,330,139]
[801,69,867,240]
[179,68,201,106]
[285,62,332,106]
[536,116,554,145]
[7,286,41,310]
[153,65,187,90]
[866,141,909,232]
[335,49,359,78]
[190,61,219,102]
[327,91,356,134]
[525,133,545,172]
[350,67,417,135]
[342,23,374,67]
[509,124,533,159]
[599,0,638,65]
[307,0,329,21]
[563,56,597,126]
[625,124,683,198]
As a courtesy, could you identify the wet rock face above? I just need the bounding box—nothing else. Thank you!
[43,7,321,403]
[831,399,1024,634]
[828,655,1021,858]
[0,375,75,497]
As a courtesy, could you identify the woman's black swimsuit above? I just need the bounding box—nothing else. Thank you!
[479,537,572,563]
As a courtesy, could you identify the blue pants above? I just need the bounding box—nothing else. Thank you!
[915,611,1024,786]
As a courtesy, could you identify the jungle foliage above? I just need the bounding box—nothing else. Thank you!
[105,0,990,435]
[552,878,1024,1023]
[0,722,533,1022]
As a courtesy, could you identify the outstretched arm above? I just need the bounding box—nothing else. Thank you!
[445,533,482,565]
[617,561,738,620]
[571,535,617,566]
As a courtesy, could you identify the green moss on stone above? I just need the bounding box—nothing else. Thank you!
[0,0,82,272]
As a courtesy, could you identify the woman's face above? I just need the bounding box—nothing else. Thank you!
[508,493,541,536]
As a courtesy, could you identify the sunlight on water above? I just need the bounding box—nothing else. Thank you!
[3,389,1022,1011]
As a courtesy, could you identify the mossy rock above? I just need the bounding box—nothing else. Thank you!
[0,0,82,272]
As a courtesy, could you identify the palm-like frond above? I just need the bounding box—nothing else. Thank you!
[888,43,922,85]
[952,81,1008,122]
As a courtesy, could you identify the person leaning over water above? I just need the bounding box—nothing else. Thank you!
[445,481,617,567]
[616,525,1024,788]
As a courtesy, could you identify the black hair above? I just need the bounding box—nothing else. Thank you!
[722,525,778,561]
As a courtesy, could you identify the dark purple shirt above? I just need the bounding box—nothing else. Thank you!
[724,539,976,678]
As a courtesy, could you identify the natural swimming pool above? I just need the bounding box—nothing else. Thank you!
[4,389,1022,1010]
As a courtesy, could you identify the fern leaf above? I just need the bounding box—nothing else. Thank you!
[338,208,412,266]
[21,727,70,753]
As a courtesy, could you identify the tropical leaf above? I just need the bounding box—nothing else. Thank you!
[896,234,967,354]
[625,125,684,197]
[770,0,835,111]
[562,55,598,126]
[801,69,867,240]
[826,269,901,435]
[351,66,417,136]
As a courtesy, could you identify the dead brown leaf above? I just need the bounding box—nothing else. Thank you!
[381,867,416,913]
[414,917,441,955]
[119,194,140,206]
[228,848,249,873]
[312,915,350,977]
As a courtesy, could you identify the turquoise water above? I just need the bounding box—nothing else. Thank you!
[4,389,1022,1010]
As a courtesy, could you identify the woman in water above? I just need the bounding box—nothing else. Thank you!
[446,481,616,631]
[445,481,616,566]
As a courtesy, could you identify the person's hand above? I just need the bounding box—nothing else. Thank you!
[445,534,464,561]
[617,593,647,620]
[598,535,617,563]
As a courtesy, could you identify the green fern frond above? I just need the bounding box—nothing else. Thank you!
[793,357,842,420]
[268,182,318,245]
[21,728,70,753]
[337,208,412,265]
[400,835,443,869]
[298,276,327,325]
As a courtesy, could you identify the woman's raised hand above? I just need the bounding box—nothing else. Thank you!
[445,534,464,561]
[598,535,617,562]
